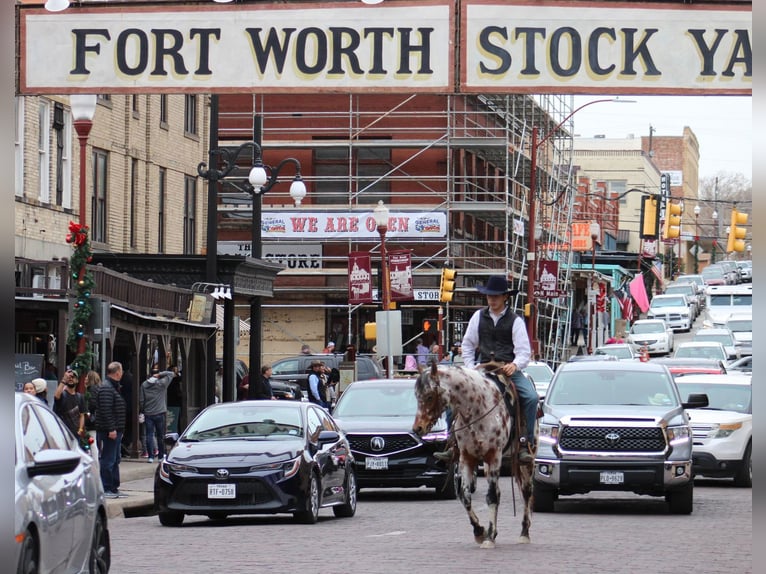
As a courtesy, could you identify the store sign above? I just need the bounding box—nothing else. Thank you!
[571,222,594,252]
[19,2,750,96]
[218,241,322,268]
[533,260,566,298]
[389,250,414,302]
[261,210,446,239]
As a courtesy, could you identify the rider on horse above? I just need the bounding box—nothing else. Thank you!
[437,274,539,463]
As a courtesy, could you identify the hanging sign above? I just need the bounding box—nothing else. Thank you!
[388,250,414,302]
[348,252,373,304]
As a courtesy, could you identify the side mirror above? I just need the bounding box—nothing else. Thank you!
[682,393,709,409]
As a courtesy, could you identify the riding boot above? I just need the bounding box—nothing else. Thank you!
[518,437,536,464]
[433,436,458,463]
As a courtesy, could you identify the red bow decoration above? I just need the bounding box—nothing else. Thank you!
[67,221,89,246]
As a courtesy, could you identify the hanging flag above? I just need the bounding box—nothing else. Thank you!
[388,250,414,301]
[614,284,634,320]
[348,252,373,304]
[629,273,650,313]
[651,259,664,287]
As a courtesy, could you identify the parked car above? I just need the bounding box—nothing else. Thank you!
[725,313,752,356]
[727,355,752,374]
[674,274,707,307]
[646,294,692,332]
[673,341,729,363]
[626,319,674,355]
[533,360,707,514]
[15,391,111,573]
[594,343,637,361]
[523,360,556,398]
[713,260,741,284]
[701,265,727,287]
[271,379,304,401]
[331,379,456,498]
[155,400,357,525]
[735,260,752,282]
[651,357,728,377]
[675,374,752,487]
[692,327,740,360]
[271,354,383,395]
[663,283,700,319]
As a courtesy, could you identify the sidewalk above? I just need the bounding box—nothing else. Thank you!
[105,457,158,519]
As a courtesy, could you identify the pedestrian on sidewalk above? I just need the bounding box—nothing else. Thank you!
[84,370,102,465]
[96,361,127,498]
[53,367,86,450]
[139,365,174,463]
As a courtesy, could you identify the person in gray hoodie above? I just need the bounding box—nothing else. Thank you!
[139,365,174,463]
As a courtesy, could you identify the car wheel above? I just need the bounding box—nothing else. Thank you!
[158,510,185,527]
[435,462,458,500]
[532,482,556,513]
[16,528,38,574]
[88,513,110,574]
[733,442,752,488]
[666,482,693,514]
[294,472,320,524]
[333,469,357,517]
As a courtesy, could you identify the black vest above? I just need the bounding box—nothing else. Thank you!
[477,307,519,364]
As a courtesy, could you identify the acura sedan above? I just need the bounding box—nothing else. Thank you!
[15,391,110,573]
[154,401,357,526]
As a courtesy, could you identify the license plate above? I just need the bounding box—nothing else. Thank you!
[600,471,624,485]
[365,457,389,470]
[208,484,236,499]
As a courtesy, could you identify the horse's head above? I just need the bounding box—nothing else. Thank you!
[412,361,448,436]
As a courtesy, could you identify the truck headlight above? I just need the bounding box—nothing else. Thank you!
[538,423,559,446]
[666,425,691,446]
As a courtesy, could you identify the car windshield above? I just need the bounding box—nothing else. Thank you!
[694,333,734,346]
[676,382,751,414]
[674,345,726,360]
[651,296,685,308]
[183,406,304,440]
[665,286,693,295]
[524,364,554,383]
[595,347,632,359]
[333,384,419,417]
[702,268,724,278]
[727,319,752,332]
[631,322,664,334]
[547,369,678,407]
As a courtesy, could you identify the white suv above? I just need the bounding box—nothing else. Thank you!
[674,374,752,487]
[647,294,692,332]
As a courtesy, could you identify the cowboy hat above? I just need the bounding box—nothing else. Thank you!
[476,275,516,295]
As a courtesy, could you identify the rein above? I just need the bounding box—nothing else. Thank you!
[439,363,512,434]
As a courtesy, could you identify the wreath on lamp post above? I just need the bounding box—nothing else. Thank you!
[66,221,95,376]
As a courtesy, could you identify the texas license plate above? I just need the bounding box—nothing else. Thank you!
[600,471,624,485]
[208,484,236,499]
[365,457,389,470]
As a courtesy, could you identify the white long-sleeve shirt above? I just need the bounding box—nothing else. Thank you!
[461,306,531,370]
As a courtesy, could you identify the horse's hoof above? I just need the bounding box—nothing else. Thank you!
[518,535,531,544]
[474,536,485,545]
[480,540,496,549]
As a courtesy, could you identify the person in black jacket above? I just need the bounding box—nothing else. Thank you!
[96,361,127,498]
[253,364,276,400]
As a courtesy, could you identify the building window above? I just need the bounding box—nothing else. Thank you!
[38,99,51,203]
[15,97,24,197]
[158,167,166,253]
[184,95,197,135]
[183,175,197,254]
[61,108,72,208]
[610,180,627,205]
[130,158,138,248]
[313,143,391,205]
[159,94,168,128]
[132,94,139,117]
[92,149,108,243]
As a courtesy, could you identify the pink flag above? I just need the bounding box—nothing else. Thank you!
[629,274,650,313]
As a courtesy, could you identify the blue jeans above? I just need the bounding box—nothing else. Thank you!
[509,370,539,445]
[98,430,123,493]
[145,413,167,458]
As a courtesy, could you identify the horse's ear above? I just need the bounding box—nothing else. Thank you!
[430,360,438,377]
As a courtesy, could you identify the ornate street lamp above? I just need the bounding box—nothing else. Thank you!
[70,95,97,226]
[373,200,395,378]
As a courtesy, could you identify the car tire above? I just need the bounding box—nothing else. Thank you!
[158,510,185,527]
[16,528,38,574]
[733,442,752,488]
[88,513,110,574]
[295,472,320,524]
[532,482,556,513]
[666,482,693,514]
[435,462,458,500]
[333,469,357,517]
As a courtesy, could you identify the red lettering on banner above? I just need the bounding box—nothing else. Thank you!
[349,217,359,233]
[290,217,309,232]
[325,218,336,232]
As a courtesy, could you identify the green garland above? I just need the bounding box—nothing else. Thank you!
[66,221,95,376]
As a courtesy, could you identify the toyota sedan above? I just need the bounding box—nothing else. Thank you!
[154,401,357,526]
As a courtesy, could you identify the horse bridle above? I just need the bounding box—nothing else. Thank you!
[432,366,511,434]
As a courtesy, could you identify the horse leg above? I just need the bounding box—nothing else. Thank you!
[517,462,534,544]
[480,462,501,549]
[456,458,485,544]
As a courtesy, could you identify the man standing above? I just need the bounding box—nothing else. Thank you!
[415,338,429,370]
[139,365,174,463]
[96,361,127,498]
[252,364,276,400]
[461,275,539,463]
[53,367,86,443]
[307,360,328,408]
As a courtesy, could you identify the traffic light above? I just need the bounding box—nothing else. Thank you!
[727,208,748,252]
[439,267,457,303]
[639,194,660,239]
[422,318,437,334]
[662,201,682,240]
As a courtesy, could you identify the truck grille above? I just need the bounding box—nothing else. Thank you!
[560,426,666,452]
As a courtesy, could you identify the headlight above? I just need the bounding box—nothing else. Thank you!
[422,429,449,442]
[666,425,691,446]
[538,423,559,445]
[712,422,743,438]
[159,460,198,480]
[250,458,301,479]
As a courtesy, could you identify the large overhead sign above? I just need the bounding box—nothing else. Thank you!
[18,1,751,95]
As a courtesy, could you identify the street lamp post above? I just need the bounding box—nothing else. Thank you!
[70,95,97,227]
[588,221,600,354]
[693,204,701,273]
[373,201,395,378]
[526,97,633,358]
[198,139,306,402]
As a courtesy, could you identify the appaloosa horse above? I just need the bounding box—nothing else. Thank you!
[412,362,536,549]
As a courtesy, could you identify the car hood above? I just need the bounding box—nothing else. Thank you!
[168,438,304,466]
[544,404,685,424]
[334,414,441,434]
[686,410,751,424]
